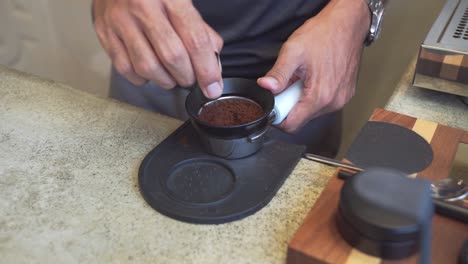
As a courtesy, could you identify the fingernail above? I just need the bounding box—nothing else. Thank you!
[259,77,279,91]
[206,82,222,99]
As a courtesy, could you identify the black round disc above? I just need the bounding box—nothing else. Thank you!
[347,121,433,174]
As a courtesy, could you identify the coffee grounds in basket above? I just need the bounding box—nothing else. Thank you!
[198,97,264,126]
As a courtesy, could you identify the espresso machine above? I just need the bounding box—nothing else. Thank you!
[413,0,468,101]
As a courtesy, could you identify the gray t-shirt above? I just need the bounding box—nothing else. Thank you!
[193,0,328,78]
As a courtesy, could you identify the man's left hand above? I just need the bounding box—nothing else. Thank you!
[258,0,371,133]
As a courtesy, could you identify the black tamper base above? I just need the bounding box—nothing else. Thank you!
[337,167,434,261]
[139,121,306,224]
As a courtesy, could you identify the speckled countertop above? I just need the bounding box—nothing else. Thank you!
[0,65,334,264]
[1,57,466,263]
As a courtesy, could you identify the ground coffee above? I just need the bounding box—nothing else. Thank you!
[198,97,264,126]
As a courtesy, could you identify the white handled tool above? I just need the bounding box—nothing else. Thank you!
[272,80,303,125]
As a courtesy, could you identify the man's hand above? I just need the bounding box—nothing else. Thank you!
[257,0,370,133]
[93,0,224,99]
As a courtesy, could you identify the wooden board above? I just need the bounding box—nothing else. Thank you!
[287,108,468,264]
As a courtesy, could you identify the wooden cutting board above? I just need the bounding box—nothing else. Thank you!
[287,108,468,264]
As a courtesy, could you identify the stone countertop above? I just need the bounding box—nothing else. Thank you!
[385,59,468,131]
[2,55,466,263]
[0,65,334,264]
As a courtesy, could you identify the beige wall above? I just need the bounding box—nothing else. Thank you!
[340,0,446,157]
[0,0,110,97]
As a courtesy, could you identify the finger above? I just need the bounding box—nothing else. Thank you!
[279,102,336,133]
[94,14,146,86]
[257,42,303,94]
[165,2,223,99]
[106,30,147,86]
[278,77,343,133]
[115,19,176,89]
[277,81,323,133]
[279,103,329,133]
[204,23,224,53]
[138,7,195,88]
[278,101,313,133]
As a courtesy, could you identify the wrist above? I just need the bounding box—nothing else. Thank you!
[321,0,371,45]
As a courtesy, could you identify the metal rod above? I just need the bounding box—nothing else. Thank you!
[303,153,364,172]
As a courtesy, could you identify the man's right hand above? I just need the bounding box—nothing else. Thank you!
[93,0,224,99]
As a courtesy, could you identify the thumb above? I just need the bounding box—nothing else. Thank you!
[257,47,300,94]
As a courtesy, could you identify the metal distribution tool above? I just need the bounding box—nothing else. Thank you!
[306,153,466,196]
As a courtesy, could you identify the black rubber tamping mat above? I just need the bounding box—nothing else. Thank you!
[139,121,306,224]
[347,121,433,174]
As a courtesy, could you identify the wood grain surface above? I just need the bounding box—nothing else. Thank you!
[287,108,468,264]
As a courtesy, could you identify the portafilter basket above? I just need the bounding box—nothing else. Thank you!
[185,78,302,159]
